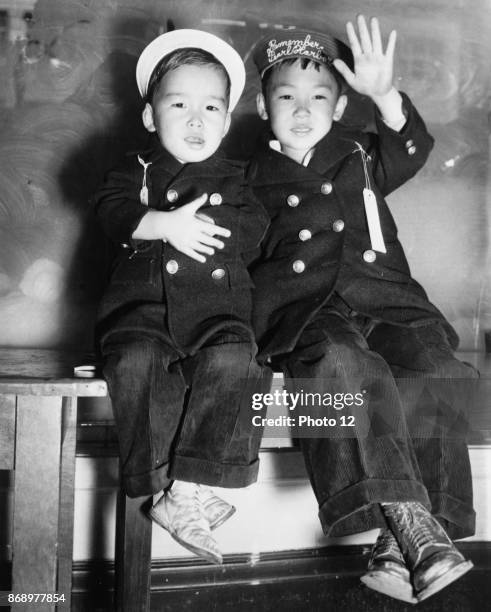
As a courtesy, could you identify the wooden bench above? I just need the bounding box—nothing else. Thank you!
[0,348,152,611]
[0,349,107,611]
[2,349,489,611]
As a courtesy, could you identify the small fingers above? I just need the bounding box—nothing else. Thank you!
[189,229,226,250]
[346,21,362,57]
[201,235,225,250]
[385,29,397,61]
[195,212,215,224]
[370,17,382,55]
[182,247,206,263]
[186,193,209,212]
[194,243,215,256]
[333,59,355,86]
[357,14,372,54]
[201,222,231,239]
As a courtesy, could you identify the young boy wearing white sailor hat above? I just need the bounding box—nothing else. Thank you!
[94,29,269,564]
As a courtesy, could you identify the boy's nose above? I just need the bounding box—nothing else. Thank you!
[294,104,310,117]
[187,115,203,128]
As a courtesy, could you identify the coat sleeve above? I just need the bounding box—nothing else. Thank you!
[369,92,435,197]
[93,158,150,245]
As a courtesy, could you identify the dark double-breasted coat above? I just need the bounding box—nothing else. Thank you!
[248,93,457,359]
[95,140,269,352]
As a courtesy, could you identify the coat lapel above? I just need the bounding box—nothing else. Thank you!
[250,136,322,186]
[177,156,245,182]
[309,123,368,175]
[251,125,371,183]
[134,136,245,181]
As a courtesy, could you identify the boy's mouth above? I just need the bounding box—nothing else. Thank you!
[291,126,312,135]
[185,136,205,146]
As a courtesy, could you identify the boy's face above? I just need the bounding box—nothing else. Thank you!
[257,61,347,164]
[142,64,231,163]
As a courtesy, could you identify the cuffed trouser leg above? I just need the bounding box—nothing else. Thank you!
[368,322,477,539]
[101,333,185,497]
[171,334,270,488]
[281,309,430,537]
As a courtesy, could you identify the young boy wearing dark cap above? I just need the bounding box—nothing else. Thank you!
[249,16,475,603]
[94,29,269,564]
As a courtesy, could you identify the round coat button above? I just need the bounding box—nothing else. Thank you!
[332,219,345,232]
[166,259,179,274]
[292,260,306,273]
[320,182,333,195]
[407,145,417,156]
[405,139,414,148]
[363,249,376,263]
[287,194,300,207]
[298,229,312,241]
[209,193,222,206]
[211,268,226,280]
[167,189,178,203]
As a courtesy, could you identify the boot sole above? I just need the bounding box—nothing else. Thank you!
[361,571,417,604]
[147,506,223,565]
[417,560,473,602]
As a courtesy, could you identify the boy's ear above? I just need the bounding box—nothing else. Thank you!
[256,93,269,121]
[333,94,347,122]
[142,103,156,132]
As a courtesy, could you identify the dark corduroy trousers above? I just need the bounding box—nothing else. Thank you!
[279,307,476,539]
[101,329,268,497]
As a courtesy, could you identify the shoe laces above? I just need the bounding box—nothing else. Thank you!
[385,503,449,561]
[405,520,434,553]
[372,529,404,563]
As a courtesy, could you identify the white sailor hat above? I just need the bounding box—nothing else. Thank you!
[136,29,246,111]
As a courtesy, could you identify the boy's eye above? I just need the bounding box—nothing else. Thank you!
[206,104,219,111]
[313,94,327,100]
[278,94,293,100]
[171,102,185,108]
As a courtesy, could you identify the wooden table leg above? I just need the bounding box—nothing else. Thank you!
[0,394,15,470]
[57,397,77,611]
[115,489,152,612]
[12,395,63,611]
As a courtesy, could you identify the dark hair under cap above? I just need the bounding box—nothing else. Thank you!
[260,56,349,98]
[146,47,231,105]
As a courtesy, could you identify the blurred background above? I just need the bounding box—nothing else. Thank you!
[0,0,490,350]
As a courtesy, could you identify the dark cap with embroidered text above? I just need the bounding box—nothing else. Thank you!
[253,29,353,77]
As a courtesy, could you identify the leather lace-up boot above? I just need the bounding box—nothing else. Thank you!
[382,502,473,601]
[361,528,417,604]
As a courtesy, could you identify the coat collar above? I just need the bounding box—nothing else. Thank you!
[134,135,245,181]
[250,123,370,185]
[309,123,370,175]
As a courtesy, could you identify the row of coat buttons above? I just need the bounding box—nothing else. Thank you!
[297,220,345,242]
[291,249,377,274]
[167,251,377,277]
[165,260,226,279]
[287,182,332,208]
[167,190,222,206]
[405,139,416,156]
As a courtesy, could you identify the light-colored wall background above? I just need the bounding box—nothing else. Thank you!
[0,0,490,349]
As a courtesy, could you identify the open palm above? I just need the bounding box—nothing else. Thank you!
[334,15,396,99]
